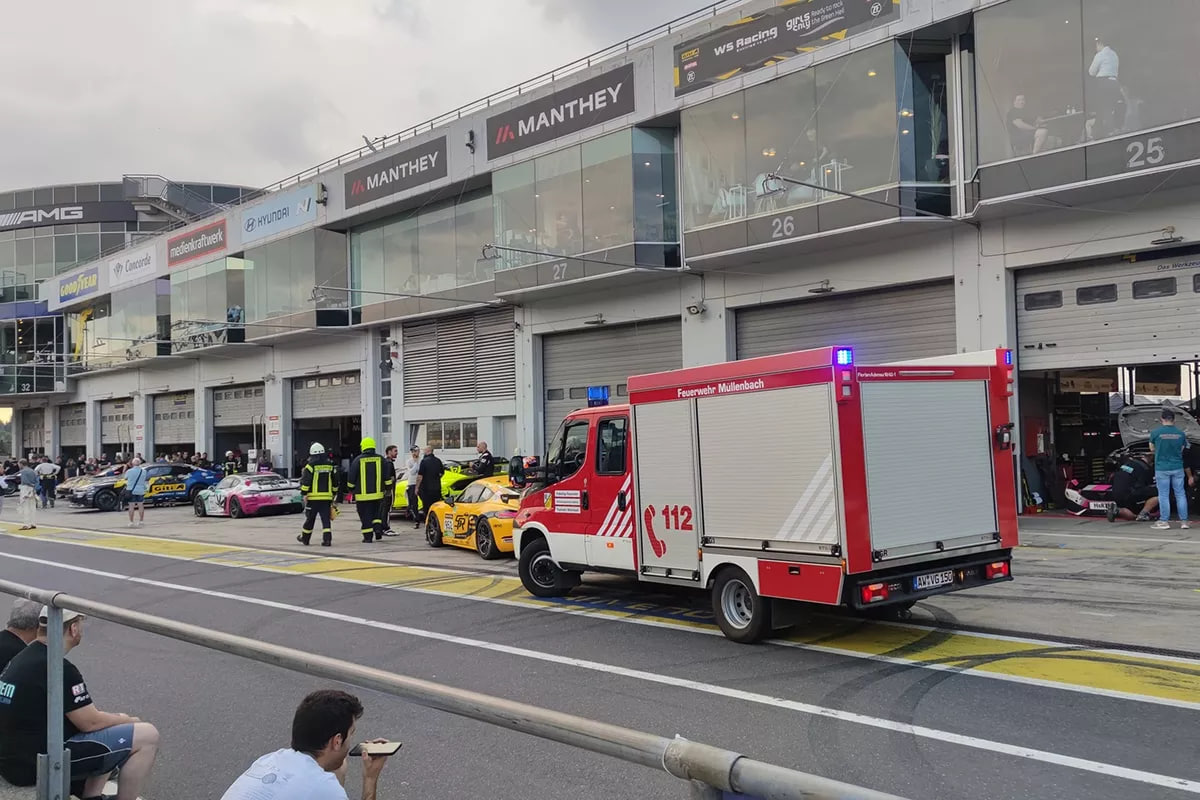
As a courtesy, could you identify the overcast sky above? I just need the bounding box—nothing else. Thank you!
[0,0,711,193]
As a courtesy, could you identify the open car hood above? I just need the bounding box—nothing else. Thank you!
[1118,405,1200,446]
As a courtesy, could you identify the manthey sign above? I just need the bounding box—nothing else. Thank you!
[343,137,448,209]
[57,266,100,304]
[168,219,228,267]
[108,244,158,290]
[240,184,320,244]
[486,63,636,159]
[673,0,900,96]
[0,201,137,232]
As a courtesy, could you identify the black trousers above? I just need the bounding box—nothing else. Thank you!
[301,500,332,542]
[356,498,384,541]
[407,485,420,520]
[418,493,441,524]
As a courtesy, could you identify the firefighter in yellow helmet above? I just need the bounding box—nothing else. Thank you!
[346,437,394,543]
[297,442,338,547]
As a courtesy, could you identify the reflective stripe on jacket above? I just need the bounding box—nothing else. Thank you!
[301,461,337,501]
[347,451,392,501]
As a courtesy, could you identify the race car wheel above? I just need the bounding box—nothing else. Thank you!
[193,496,207,517]
[94,489,119,513]
[712,566,772,644]
[188,484,203,501]
[229,498,245,519]
[518,538,574,598]
[475,519,502,561]
[425,516,444,547]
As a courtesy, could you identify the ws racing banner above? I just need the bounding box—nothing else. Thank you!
[673,0,900,96]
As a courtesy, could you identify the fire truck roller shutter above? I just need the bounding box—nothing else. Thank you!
[735,281,955,363]
[542,319,682,446]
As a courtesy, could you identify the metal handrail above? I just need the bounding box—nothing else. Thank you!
[0,578,908,800]
[54,0,748,277]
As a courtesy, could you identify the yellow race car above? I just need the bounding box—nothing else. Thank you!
[424,476,520,560]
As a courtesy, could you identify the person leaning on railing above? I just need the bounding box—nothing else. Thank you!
[220,690,392,800]
[0,607,160,800]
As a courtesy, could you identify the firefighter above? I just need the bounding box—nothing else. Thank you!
[298,442,338,547]
[347,437,393,543]
[222,450,240,476]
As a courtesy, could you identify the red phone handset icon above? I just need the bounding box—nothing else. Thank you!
[643,504,667,558]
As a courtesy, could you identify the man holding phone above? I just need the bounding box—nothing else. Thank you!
[220,689,394,800]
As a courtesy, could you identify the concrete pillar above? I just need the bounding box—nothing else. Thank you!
[362,328,383,445]
[954,222,1013,354]
[10,410,23,459]
[194,386,213,458]
[133,393,153,461]
[263,375,290,474]
[85,398,101,458]
[514,306,541,456]
[681,273,733,367]
[42,405,59,458]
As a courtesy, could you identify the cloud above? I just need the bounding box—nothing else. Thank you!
[0,0,688,191]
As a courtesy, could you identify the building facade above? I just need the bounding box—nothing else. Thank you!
[9,0,1200,491]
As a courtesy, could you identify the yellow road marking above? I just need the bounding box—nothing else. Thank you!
[3,524,1198,708]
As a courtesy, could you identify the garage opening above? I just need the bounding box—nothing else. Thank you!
[99,398,134,461]
[212,383,266,463]
[58,403,87,460]
[152,391,195,460]
[20,408,45,458]
[292,371,361,475]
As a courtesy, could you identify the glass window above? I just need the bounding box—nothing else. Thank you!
[417,202,456,295]
[0,241,13,270]
[443,421,462,450]
[458,482,486,504]
[13,190,33,208]
[100,233,125,253]
[462,421,478,447]
[633,127,679,259]
[75,185,99,203]
[535,147,583,258]
[569,387,587,399]
[351,225,384,307]
[454,192,494,285]
[383,213,419,295]
[212,186,241,205]
[493,161,536,271]
[1023,290,1063,310]
[54,236,76,269]
[681,90,747,229]
[99,184,124,202]
[899,46,952,184]
[33,238,54,281]
[1194,274,1200,294]
[546,388,564,401]
[1132,277,1176,299]
[100,222,125,233]
[548,420,589,479]
[0,193,12,211]
[77,234,100,262]
[582,132,634,252]
[33,188,52,206]
[52,186,76,204]
[1076,284,1117,305]
[814,43,899,195]
[427,421,443,449]
[745,68,818,211]
[596,417,628,475]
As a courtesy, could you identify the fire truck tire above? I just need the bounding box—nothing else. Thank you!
[519,538,574,598]
[712,566,772,644]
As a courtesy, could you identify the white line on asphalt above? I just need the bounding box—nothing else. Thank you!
[1079,611,1117,618]
[4,529,1200,709]
[1021,531,1200,545]
[2,551,1199,795]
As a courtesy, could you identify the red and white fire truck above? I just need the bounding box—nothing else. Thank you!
[512,346,1019,643]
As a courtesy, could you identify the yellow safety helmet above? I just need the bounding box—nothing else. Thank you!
[360,437,377,451]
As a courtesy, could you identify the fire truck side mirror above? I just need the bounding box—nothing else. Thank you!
[994,423,1015,450]
[508,456,527,488]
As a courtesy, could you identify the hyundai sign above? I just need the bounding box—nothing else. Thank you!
[240,184,320,245]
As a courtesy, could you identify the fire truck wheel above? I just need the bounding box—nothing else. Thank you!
[712,566,772,644]
[519,538,574,598]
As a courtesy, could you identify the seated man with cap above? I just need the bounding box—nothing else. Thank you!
[0,606,160,800]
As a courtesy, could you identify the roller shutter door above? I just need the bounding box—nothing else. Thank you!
[542,319,682,444]
[1016,255,1200,371]
[59,404,87,447]
[293,371,361,419]
[100,399,133,445]
[20,409,44,452]
[213,384,266,427]
[735,281,957,363]
[153,391,195,445]
[402,308,516,405]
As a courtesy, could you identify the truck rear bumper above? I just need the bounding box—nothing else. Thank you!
[845,549,1013,610]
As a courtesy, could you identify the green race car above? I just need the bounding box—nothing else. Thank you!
[390,459,506,515]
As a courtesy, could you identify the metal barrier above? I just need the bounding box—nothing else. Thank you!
[0,578,908,800]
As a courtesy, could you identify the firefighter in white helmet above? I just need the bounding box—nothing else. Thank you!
[298,442,338,547]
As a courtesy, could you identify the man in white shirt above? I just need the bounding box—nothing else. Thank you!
[1087,36,1123,138]
[403,446,421,527]
[220,690,391,800]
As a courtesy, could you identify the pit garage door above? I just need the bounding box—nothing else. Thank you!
[213,384,265,427]
[293,372,361,418]
[401,309,516,405]
[541,319,682,445]
[1016,254,1200,371]
[59,404,87,447]
[100,399,133,446]
[153,391,195,445]
[20,408,44,453]
[735,281,957,363]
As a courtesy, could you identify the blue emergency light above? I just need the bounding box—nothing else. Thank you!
[835,348,854,366]
[586,385,610,407]
[1004,349,1013,366]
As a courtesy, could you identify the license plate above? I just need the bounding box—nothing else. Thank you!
[913,570,955,591]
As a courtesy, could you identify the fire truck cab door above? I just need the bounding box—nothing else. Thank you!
[632,399,702,582]
[583,414,636,570]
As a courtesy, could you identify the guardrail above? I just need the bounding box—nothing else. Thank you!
[0,578,908,800]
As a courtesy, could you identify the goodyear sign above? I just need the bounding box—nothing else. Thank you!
[58,267,100,303]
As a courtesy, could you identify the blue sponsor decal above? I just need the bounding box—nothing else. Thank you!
[58,267,100,303]
[240,184,319,244]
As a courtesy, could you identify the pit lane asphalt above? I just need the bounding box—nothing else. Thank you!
[1,530,1196,800]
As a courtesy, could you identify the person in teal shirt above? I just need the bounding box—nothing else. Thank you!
[1149,408,1191,530]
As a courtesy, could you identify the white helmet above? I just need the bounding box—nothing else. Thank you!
[309,442,326,455]
[225,451,234,458]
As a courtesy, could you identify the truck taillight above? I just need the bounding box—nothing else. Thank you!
[985,561,1010,580]
[860,582,888,604]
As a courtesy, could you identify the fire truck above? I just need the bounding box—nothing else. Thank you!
[511,346,1019,643]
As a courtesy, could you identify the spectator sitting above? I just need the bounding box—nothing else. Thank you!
[220,689,391,800]
[0,599,39,673]
[0,607,160,799]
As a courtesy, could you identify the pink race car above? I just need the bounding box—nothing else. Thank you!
[193,473,304,518]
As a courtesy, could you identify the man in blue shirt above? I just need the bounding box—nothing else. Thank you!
[1150,409,1192,530]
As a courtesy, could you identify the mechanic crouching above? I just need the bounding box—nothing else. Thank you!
[298,443,339,547]
[1107,452,1160,522]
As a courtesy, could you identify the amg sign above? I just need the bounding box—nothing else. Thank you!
[0,201,138,232]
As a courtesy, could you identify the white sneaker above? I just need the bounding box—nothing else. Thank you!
[1151,521,1171,530]
[1181,522,1191,530]
[128,522,136,528]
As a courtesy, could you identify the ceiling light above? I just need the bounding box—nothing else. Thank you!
[867,70,877,77]
[644,161,652,167]
[731,113,740,119]
[762,147,776,158]
[901,129,910,135]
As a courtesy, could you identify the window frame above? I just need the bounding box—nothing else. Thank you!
[595,416,629,476]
